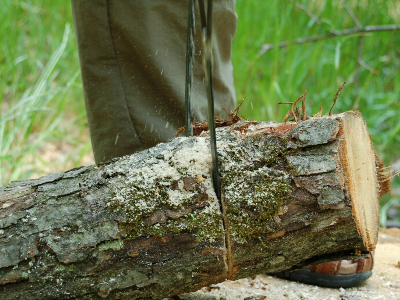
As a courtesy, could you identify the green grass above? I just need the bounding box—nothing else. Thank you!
[1,1,89,184]
[1,0,399,222]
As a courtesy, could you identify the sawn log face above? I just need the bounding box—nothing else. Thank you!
[0,111,389,299]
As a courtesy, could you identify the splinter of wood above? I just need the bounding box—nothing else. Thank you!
[329,81,346,115]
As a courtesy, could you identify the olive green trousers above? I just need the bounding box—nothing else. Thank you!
[71,0,237,164]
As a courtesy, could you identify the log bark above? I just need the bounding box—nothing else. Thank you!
[0,111,390,299]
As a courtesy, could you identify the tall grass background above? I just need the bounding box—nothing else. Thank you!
[1,1,399,223]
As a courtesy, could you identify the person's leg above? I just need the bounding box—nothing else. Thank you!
[71,0,237,164]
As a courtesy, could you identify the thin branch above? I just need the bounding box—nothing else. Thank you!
[289,1,341,39]
[341,0,362,28]
[358,58,379,74]
[258,24,400,56]
[288,0,322,25]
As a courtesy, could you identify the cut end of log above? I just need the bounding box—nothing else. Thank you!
[340,111,391,251]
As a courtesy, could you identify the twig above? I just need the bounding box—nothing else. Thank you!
[329,82,346,115]
[258,24,400,56]
[341,0,362,29]
[288,0,322,25]
[358,58,379,74]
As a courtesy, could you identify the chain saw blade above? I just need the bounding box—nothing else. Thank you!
[184,0,195,137]
[185,0,221,201]
[198,0,222,201]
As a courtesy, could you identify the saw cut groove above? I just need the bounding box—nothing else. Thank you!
[221,190,234,279]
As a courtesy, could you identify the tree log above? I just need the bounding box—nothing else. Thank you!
[0,111,390,299]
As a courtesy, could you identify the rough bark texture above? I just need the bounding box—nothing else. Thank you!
[0,111,390,299]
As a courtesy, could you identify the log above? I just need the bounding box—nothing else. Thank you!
[0,111,390,299]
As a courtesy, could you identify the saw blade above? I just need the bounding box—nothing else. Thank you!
[184,0,196,137]
[198,0,221,201]
[185,0,221,201]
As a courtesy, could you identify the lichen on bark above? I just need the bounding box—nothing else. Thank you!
[105,136,224,241]
[217,128,292,243]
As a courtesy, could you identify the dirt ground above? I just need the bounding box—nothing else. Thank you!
[180,228,400,300]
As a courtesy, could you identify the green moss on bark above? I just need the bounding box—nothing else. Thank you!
[222,167,291,242]
[218,133,292,243]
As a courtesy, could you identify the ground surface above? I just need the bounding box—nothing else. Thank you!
[179,228,400,300]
